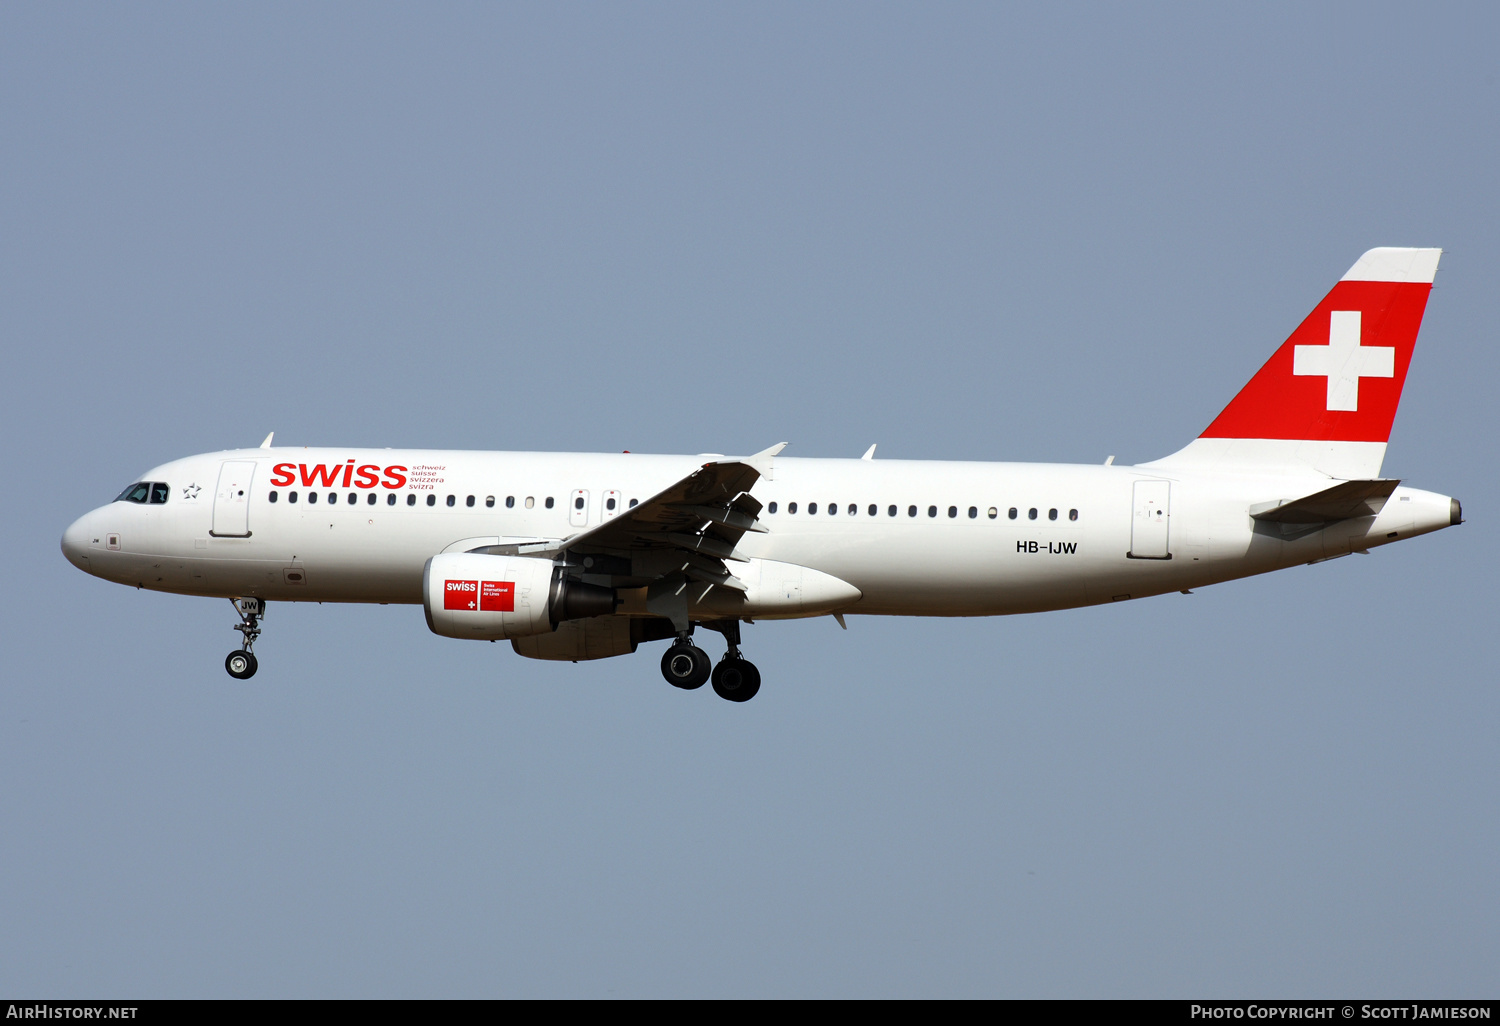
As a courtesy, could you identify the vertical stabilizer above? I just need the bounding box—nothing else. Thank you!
[1144,247,1440,480]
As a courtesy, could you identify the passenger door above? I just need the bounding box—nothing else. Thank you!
[1128,479,1171,559]
[211,460,257,537]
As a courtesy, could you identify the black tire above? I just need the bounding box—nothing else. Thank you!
[711,658,761,702]
[225,650,258,680]
[661,644,710,690]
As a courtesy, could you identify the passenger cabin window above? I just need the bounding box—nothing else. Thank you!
[387,493,396,506]
[289,491,299,503]
[808,502,818,514]
[574,496,584,510]
[1069,509,1079,521]
[606,497,616,510]
[308,492,318,505]
[347,492,357,505]
[407,494,416,506]
[1009,507,1017,519]
[367,493,377,505]
[968,506,978,519]
[948,506,957,518]
[1028,508,1038,520]
[928,506,937,518]
[629,498,638,507]
[827,503,836,515]
[849,504,858,516]
[545,497,554,509]
[467,495,476,507]
[988,507,998,519]
[908,505,917,517]
[788,502,798,514]
[446,495,456,507]
[485,496,494,508]
[269,491,279,503]
[768,501,778,514]
[427,495,436,507]
[1049,508,1058,521]
[506,496,515,508]
[888,505,897,517]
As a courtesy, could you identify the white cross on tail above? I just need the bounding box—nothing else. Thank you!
[1292,310,1394,412]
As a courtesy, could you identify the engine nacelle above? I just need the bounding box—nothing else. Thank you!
[512,616,638,661]
[422,553,616,641]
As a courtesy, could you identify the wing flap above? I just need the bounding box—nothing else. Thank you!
[519,445,784,591]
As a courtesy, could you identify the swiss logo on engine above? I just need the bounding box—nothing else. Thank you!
[443,579,478,610]
[481,580,515,612]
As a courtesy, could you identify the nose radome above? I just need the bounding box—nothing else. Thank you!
[61,512,95,572]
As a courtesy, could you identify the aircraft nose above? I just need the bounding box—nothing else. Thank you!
[61,511,96,572]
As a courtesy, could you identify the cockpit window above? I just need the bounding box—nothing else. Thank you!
[116,481,170,504]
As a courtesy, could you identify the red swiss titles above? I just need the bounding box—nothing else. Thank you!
[269,462,408,489]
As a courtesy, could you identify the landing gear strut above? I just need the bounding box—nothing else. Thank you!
[225,597,264,680]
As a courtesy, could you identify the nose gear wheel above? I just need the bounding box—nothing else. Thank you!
[225,597,265,680]
[225,650,258,679]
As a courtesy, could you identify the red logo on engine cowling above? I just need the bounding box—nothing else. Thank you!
[481,581,515,612]
[444,579,478,610]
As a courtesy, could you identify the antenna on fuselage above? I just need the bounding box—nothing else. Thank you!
[259,432,275,449]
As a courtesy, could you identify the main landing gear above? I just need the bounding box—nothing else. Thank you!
[225,597,264,680]
[659,621,760,702]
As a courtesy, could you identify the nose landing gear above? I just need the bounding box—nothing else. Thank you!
[225,649,258,679]
[225,597,264,680]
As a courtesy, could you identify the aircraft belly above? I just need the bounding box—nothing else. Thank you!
[751,523,1153,616]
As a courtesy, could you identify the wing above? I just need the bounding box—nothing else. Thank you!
[477,443,786,592]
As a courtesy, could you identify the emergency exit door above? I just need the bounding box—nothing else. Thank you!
[1128,479,1171,559]
[569,489,590,527]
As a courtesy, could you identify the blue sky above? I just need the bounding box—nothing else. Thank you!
[2,3,1496,997]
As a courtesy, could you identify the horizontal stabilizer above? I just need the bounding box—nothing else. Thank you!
[1250,479,1399,524]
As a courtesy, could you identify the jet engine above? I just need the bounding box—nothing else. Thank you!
[422,552,616,641]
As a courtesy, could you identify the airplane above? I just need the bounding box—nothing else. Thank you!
[61,247,1461,702]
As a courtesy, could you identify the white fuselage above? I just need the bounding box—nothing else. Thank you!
[61,447,1457,619]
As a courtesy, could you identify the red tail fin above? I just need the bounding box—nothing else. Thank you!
[1201,248,1439,443]
[1147,248,1441,480]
